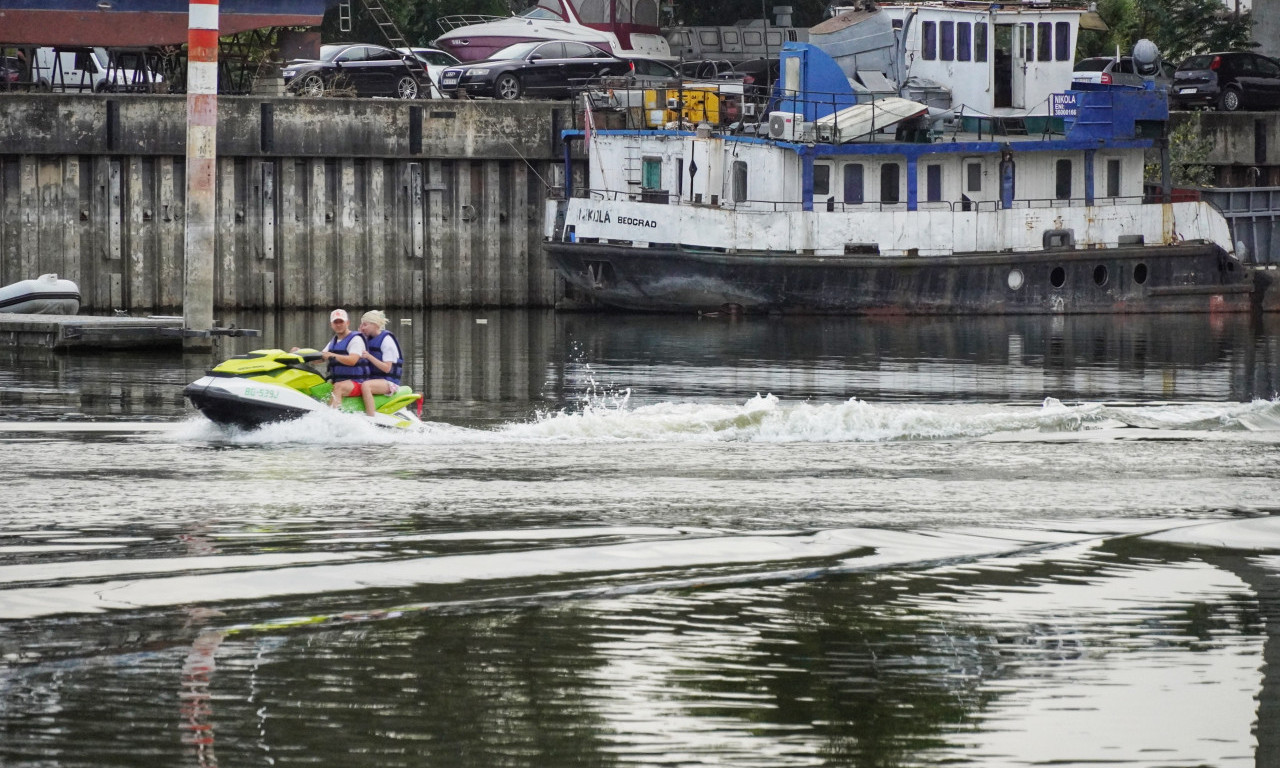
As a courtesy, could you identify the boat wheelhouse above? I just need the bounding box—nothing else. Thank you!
[812,0,1110,124]
[542,43,1268,315]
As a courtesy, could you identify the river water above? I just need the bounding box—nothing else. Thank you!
[2,310,1280,767]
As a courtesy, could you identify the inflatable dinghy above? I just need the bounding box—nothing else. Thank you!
[0,274,81,314]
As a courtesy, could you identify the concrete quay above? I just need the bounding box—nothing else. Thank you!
[0,94,586,313]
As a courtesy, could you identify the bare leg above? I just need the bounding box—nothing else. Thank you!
[330,380,356,408]
[361,379,395,416]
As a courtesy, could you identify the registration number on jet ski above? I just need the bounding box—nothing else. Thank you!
[244,386,279,399]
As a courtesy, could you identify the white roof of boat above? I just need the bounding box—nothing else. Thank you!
[814,97,929,142]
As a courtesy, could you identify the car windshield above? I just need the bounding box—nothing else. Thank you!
[1179,54,1215,70]
[1074,58,1112,71]
[490,42,543,60]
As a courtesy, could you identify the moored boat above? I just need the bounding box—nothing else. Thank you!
[434,0,671,63]
[542,40,1273,315]
[0,273,80,314]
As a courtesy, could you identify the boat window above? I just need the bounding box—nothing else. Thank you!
[1055,159,1072,200]
[614,0,631,23]
[843,163,864,204]
[1024,23,1035,61]
[700,30,720,46]
[975,22,987,62]
[1106,158,1121,197]
[642,157,662,190]
[881,163,900,204]
[926,164,942,203]
[767,31,783,47]
[1037,22,1052,62]
[813,164,831,197]
[724,31,739,44]
[731,160,748,202]
[941,21,955,61]
[523,0,564,19]
[577,0,608,23]
[922,21,937,61]
[634,0,658,26]
[1055,21,1071,61]
[957,22,971,62]
[966,161,982,192]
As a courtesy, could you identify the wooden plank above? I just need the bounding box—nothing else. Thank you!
[216,157,239,309]
[509,162,529,306]
[126,156,147,310]
[482,160,501,306]
[19,157,37,283]
[368,160,386,306]
[157,157,179,310]
[310,159,329,308]
[337,158,357,308]
[279,159,303,306]
[426,159,444,307]
[61,158,82,291]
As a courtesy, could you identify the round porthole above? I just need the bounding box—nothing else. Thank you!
[1050,266,1066,288]
[1093,265,1108,286]
[1134,263,1148,285]
[1007,269,1025,290]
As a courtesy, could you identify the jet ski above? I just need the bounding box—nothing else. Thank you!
[184,348,424,430]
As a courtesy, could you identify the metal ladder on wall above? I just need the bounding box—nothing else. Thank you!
[338,0,410,51]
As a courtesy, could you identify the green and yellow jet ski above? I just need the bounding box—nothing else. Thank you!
[184,348,423,430]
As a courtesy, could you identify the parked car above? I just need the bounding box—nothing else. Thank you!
[396,46,461,98]
[1071,55,1174,88]
[283,44,424,99]
[438,40,666,100]
[1171,51,1280,111]
[0,55,21,90]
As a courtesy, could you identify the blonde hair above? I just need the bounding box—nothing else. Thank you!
[361,309,387,330]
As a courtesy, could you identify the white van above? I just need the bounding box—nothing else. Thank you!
[32,47,163,93]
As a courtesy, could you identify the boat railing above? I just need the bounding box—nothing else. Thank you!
[435,14,507,33]
[573,187,1151,212]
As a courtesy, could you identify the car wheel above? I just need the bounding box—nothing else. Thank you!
[396,75,419,99]
[296,73,325,97]
[495,73,521,100]
[1218,86,1242,112]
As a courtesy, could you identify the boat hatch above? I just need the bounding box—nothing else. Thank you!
[815,97,929,143]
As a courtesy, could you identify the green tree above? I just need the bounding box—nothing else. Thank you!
[1078,0,1252,63]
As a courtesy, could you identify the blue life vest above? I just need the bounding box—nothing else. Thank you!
[327,331,366,381]
[364,330,403,385]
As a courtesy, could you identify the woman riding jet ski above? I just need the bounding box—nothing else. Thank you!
[184,347,424,430]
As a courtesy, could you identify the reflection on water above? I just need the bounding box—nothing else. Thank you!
[3,311,1280,767]
[1,311,1279,422]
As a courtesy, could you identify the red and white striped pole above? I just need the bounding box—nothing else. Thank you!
[182,0,218,347]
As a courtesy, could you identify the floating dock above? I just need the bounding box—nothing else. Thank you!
[0,313,258,350]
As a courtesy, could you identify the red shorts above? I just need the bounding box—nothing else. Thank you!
[346,381,364,397]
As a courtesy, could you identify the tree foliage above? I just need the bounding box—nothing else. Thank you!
[1077,0,1253,63]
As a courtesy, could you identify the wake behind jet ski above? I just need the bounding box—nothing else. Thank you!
[184,348,424,430]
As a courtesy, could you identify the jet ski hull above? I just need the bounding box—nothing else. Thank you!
[184,375,324,429]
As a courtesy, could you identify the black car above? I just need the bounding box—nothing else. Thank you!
[438,40,658,100]
[1171,51,1280,111]
[283,44,424,99]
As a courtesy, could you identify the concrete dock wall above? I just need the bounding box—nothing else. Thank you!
[0,95,581,311]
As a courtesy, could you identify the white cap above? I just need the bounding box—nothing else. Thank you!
[329,308,348,322]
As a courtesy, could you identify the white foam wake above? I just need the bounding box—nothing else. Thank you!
[152,396,1280,445]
